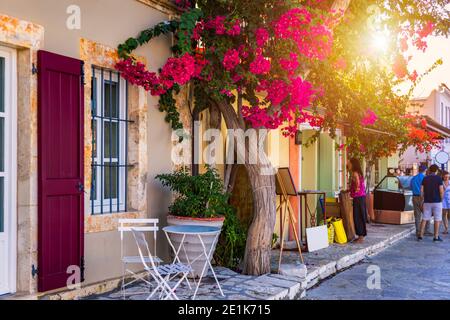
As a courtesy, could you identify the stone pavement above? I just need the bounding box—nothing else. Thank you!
[306,231,450,300]
[272,223,414,290]
[85,223,414,300]
[85,268,306,300]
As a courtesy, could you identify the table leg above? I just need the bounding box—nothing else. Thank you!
[193,233,224,300]
[164,232,192,290]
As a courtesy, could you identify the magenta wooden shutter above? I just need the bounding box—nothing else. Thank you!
[37,50,85,292]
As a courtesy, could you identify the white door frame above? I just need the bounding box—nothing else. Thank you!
[0,45,17,295]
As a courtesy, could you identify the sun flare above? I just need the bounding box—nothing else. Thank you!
[371,31,391,52]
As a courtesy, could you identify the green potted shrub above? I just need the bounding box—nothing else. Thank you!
[156,166,241,276]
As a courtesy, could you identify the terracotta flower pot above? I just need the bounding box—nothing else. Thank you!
[166,215,224,278]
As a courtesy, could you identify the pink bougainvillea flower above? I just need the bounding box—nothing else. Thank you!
[266,79,289,106]
[289,76,315,109]
[414,37,428,52]
[160,53,197,85]
[255,27,270,47]
[411,22,434,52]
[399,36,408,52]
[361,109,378,126]
[409,70,418,82]
[205,16,227,35]
[279,52,299,75]
[273,8,333,61]
[231,73,243,83]
[116,58,166,95]
[227,19,241,36]
[116,52,205,97]
[220,89,234,97]
[192,21,205,40]
[249,54,271,75]
[222,48,240,71]
[392,54,408,79]
[274,8,312,38]
[418,21,434,39]
[238,44,250,59]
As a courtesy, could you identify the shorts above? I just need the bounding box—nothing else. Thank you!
[423,203,443,222]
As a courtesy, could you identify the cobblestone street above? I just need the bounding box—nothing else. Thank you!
[306,232,450,300]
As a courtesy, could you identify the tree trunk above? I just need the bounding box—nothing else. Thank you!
[242,164,276,275]
[207,0,352,275]
[214,99,276,275]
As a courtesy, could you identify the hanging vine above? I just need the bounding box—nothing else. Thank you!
[116,9,203,137]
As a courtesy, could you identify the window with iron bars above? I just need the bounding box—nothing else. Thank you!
[90,66,131,215]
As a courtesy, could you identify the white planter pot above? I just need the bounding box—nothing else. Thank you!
[166,215,224,278]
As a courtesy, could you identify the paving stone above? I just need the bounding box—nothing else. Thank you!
[255,274,300,289]
[318,262,337,280]
[278,263,307,279]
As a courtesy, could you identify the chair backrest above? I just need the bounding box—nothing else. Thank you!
[131,229,159,272]
[118,219,159,260]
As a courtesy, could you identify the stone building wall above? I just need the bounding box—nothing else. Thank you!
[0,0,193,296]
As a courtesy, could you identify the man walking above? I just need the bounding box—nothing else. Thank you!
[418,164,444,242]
[411,164,432,236]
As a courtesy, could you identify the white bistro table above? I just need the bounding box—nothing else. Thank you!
[163,225,224,300]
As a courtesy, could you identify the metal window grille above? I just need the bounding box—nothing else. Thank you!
[90,66,131,215]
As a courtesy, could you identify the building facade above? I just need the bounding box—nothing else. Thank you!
[400,84,450,170]
[0,0,192,297]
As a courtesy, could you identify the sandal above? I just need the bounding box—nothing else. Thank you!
[354,237,365,244]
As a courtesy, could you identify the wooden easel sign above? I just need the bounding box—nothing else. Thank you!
[275,168,304,272]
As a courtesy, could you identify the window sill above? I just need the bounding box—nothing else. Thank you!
[85,211,146,234]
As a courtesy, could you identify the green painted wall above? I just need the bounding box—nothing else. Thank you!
[301,130,318,191]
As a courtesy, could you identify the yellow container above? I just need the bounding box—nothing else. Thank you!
[326,217,334,244]
[331,218,347,244]
[327,222,335,244]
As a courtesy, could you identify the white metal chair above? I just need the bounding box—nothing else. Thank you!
[118,219,161,299]
[131,229,192,300]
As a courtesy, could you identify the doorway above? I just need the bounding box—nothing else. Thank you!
[0,45,17,295]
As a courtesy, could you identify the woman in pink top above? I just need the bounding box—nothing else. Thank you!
[348,158,367,243]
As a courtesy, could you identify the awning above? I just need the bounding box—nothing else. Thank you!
[423,116,450,139]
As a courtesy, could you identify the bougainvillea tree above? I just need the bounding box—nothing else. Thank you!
[116,0,449,274]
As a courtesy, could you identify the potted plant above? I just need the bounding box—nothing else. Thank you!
[156,166,237,277]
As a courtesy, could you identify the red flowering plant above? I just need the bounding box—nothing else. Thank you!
[404,115,442,154]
